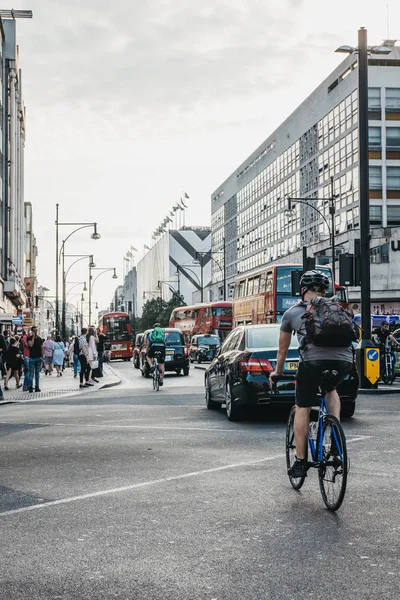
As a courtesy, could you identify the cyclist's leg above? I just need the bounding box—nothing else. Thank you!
[158,346,166,382]
[292,362,319,459]
[324,362,353,419]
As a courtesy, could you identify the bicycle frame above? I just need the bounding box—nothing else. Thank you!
[308,395,344,464]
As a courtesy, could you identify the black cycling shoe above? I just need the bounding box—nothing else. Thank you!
[288,458,307,478]
[159,380,163,387]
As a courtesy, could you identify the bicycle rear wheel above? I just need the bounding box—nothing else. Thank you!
[317,415,348,511]
[286,406,307,490]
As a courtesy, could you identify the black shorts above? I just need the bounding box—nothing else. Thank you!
[295,360,353,408]
[148,344,165,364]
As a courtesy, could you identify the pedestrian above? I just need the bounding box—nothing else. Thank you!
[78,328,91,388]
[86,326,98,384]
[53,335,65,377]
[4,338,23,390]
[27,326,44,392]
[21,329,32,391]
[43,335,54,375]
[0,330,7,379]
[96,328,107,377]
[64,339,71,368]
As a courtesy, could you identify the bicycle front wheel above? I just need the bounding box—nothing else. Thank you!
[286,406,307,490]
[153,368,159,391]
[317,415,348,511]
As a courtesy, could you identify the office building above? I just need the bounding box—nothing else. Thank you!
[211,41,400,312]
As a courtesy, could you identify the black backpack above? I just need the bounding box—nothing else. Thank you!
[302,297,357,347]
[73,337,80,355]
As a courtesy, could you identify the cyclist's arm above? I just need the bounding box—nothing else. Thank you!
[273,332,292,375]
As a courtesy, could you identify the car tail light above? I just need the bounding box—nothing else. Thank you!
[239,358,274,374]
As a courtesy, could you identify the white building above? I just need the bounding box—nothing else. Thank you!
[136,227,211,316]
[211,40,400,312]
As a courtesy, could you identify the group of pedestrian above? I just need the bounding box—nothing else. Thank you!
[0,325,108,399]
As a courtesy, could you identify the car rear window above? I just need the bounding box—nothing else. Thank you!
[247,327,298,349]
[165,331,183,346]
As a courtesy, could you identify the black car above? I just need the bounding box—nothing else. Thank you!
[189,334,221,363]
[205,324,358,421]
[140,328,190,377]
[133,333,144,369]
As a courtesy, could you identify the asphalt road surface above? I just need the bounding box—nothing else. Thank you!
[1,360,399,600]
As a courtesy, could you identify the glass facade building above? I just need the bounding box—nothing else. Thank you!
[211,44,400,308]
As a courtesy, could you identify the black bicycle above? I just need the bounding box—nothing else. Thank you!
[152,351,162,392]
[285,370,348,511]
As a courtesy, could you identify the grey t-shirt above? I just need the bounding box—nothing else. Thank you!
[280,301,353,363]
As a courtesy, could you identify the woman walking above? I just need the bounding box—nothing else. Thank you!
[78,328,91,388]
[4,338,22,390]
[53,335,65,377]
[86,326,99,384]
[43,335,54,375]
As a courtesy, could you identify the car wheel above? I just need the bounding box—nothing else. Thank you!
[341,401,356,419]
[205,375,220,410]
[176,369,182,375]
[134,357,140,369]
[225,381,243,422]
[189,357,194,363]
[183,367,189,376]
[197,356,202,364]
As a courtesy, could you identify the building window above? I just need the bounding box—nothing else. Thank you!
[368,127,381,148]
[369,166,382,189]
[368,87,381,111]
[386,127,400,149]
[369,205,382,226]
[387,205,400,226]
[387,167,400,190]
[386,88,400,111]
[370,244,389,264]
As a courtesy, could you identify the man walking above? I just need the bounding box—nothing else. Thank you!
[27,326,44,392]
[96,328,107,377]
[21,329,32,391]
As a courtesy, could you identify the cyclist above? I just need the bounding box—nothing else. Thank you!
[372,322,400,378]
[270,270,356,478]
[146,323,166,386]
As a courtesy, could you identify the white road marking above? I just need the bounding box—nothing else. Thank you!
[0,436,370,518]
[1,454,284,517]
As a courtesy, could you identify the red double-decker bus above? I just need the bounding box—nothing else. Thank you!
[233,264,348,326]
[169,301,233,344]
[98,311,132,361]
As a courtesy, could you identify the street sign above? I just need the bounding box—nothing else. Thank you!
[365,347,380,385]
[23,317,34,326]
[0,313,13,323]
[12,316,23,325]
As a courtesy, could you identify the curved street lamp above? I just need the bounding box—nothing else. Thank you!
[89,267,118,325]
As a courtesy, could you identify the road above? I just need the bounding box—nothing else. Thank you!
[1,360,399,599]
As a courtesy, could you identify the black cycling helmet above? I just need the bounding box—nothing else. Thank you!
[153,322,161,328]
[300,270,330,291]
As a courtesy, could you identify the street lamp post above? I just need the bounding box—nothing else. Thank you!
[89,268,118,325]
[286,176,336,281]
[335,30,391,388]
[195,247,226,302]
[55,206,100,335]
[64,254,95,336]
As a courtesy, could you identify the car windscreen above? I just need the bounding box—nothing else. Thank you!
[246,327,298,349]
[197,335,220,346]
[165,331,183,346]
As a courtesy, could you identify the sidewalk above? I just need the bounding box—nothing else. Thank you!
[0,363,121,405]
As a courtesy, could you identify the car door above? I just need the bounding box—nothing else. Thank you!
[215,328,242,398]
[208,330,236,398]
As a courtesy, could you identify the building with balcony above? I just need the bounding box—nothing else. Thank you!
[210,40,400,312]
[0,16,29,315]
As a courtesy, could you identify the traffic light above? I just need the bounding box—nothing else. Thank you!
[291,270,303,296]
[339,254,355,286]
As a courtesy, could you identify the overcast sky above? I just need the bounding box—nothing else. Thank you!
[10,0,400,314]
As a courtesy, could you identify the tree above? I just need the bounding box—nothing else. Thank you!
[161,291,186,325]
[136,292,186,332]
[137,297,167,331]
